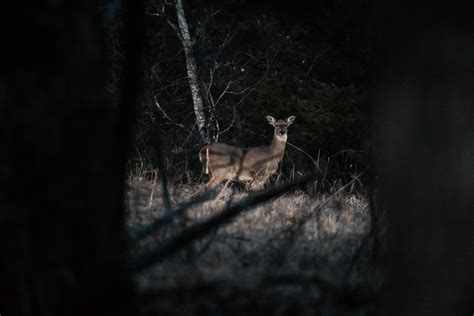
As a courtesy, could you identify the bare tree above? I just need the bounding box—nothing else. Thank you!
[147,1,275,150]
[173,0,210,144]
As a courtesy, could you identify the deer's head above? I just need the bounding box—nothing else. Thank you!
[265,115,296,141]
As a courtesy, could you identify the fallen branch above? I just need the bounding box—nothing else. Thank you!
[129,174,315,272]
[129,188,217,245]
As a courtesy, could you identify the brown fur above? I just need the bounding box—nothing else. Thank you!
[199,116,295,190]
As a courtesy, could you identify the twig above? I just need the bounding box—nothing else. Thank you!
[306,54,319,75]
[317,170,366,210]
[141,97,172,216]
[154,95,198,137]
[166,17,184,43]
[344,230,371,283]
[194,228,218,257]
[286,141,323,173]
[129,189,216,245]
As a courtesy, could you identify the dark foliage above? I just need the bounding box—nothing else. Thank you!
[106,0,372,188]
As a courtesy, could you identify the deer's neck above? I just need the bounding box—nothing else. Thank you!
[270,135,287,158]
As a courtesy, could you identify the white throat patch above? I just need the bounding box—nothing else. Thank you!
[277,134,288,142]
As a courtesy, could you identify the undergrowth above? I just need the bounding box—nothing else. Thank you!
[125,173,380,315]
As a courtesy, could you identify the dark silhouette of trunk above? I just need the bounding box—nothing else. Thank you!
[373,2,474,314]
[0,1,144,315]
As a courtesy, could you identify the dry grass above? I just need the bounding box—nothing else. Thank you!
[125,177,378,314]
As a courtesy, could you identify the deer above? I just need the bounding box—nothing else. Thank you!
[199,115,296,191]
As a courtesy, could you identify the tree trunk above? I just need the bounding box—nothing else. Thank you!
[0,1,144,314]
[374,2,474,314]
[174,0,210,144]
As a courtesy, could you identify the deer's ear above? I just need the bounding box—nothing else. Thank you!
[287,115,296,126]
[266,115,276,126]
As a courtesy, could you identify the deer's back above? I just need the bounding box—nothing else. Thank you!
[204,143,244,165]
[205,143,280,170]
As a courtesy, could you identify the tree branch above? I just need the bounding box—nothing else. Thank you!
[129,174,315,272]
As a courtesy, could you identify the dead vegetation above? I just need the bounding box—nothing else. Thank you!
[125,176,379,314]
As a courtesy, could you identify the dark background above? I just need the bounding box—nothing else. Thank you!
[0,0,472,315]
[119,0,372,187]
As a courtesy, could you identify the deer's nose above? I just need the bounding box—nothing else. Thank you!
[279,130,285,135]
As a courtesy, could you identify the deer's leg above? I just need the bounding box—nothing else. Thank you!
[249,171,269,191]
[206,177,219,188]
[249,179,266,191]
[206,172,225,189]
[249,183,263,191]
[214,178,232,200]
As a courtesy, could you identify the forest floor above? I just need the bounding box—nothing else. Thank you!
[125,177,381,315]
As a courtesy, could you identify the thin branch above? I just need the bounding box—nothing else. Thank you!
[286,140,324,173]
[227,48,279,110]
[153,95,198,137]
[166,18,184,43]
[306,53,319,75]
[129,189,217,245]
[154,139,172,217]
[214,79,237,106]
[317,170,366,210]
[217,117,236,136]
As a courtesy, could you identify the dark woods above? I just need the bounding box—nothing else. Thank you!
[118,0,371,188]
[0,0,472,315]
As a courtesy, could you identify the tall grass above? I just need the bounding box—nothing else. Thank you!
[125,172,377,314]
